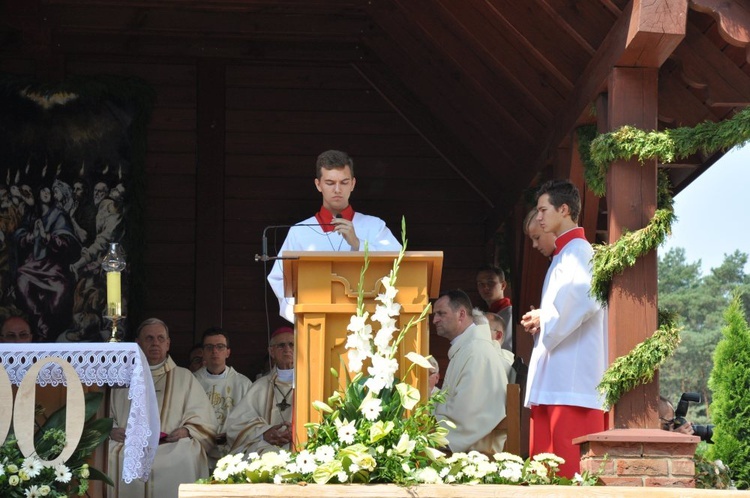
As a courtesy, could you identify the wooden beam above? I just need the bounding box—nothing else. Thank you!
[691,0,750,49]
[673,22,750,106]
[194,59,226,336]
[531,0,687,181]
[621,0,688,67]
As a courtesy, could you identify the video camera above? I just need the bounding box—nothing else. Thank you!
[673,392,714,444]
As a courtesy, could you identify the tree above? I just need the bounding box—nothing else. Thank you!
[658,248,750,423]
[708,295,750,489]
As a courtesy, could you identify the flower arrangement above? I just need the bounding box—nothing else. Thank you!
[0,392,113,497]
[209,223,597,486]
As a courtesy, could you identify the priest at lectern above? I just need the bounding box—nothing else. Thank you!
[267,150,401,322]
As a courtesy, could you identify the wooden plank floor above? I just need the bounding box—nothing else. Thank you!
[180,483,746,497]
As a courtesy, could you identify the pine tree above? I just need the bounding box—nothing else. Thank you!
[708,295,750,489]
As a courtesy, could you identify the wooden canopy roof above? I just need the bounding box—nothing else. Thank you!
[3,0,749,224]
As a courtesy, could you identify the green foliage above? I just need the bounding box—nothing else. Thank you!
[694,443,733,489]
[597,310,681,408]
[588,107,750,186]
[0,391,114,496]
[591,207,675,305]
[658,249,750,422]
[707,295,750,489]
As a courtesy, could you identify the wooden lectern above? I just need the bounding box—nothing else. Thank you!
[282,251,443,447]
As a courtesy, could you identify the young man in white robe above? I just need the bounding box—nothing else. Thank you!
[521,179,608,478]
[193,327,253,468]
[109,318,217,498]
[225,327,295,455]
[267,150,401,322]
[433,290,511,455]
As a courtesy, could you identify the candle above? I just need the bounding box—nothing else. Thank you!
[106,271,122,316]
[102,242,126,317]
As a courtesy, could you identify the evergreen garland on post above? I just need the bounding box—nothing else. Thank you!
[576,105,750,405]
[597,310,681,408]
[708,295,750,489]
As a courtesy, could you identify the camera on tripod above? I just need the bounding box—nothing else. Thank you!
[673,392,714,444]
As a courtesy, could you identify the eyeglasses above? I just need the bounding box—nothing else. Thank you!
[270,341,294,350]
[1,332,32,341]
[203,344,227,352]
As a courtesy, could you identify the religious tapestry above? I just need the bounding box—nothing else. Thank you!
[0,74,153,342]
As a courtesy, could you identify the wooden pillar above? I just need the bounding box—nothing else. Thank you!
[194,59,226,337]
[606,67,659,428]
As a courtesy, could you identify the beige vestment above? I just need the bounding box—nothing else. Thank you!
[225,368,293,455]
[194,365,253,465]
[435,323,511,454]
[109,356,217,498]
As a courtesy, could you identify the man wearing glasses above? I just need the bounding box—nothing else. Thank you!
[0,316,33,342]
[226,326,295,455]
[194,327,253,468]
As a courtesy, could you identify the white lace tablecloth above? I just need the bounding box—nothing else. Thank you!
[0,343,159,483]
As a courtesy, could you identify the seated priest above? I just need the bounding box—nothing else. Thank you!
[193,326,253,468]
[225,327,294,455]
[108,318,217,498]
[433,291,511,455]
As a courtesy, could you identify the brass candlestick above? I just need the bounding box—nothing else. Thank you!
[105,314,126,343]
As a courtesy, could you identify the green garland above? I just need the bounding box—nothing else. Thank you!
[597,310,681,408]
[588,106,750,191]
[577,106,749,405]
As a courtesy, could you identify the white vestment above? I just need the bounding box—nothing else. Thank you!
[109,356,217,498]
[225,368,294,455]
[524,232,608,410]
[194,366,253,464]
[435,323,511,454]
[267,212,400,321]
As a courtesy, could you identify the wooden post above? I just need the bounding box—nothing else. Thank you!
[606,67,659,428]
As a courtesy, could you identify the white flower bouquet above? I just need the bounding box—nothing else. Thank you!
[0,392,112,497]
[209,221,597,486]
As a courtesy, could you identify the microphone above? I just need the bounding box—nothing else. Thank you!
[254,219,342,262]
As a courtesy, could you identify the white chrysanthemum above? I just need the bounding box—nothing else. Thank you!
[54,463,72,483]
[359,394,383,421]
[528,460,549,478]
[415,466,442,484]
[336,419,357,444]
[314,445,335,463]
[285,462,298,473]
[499,463,523,482]
[494,452,525,464]
[24,484,41,498]
[21,457,43,478]
[336,471,348,482]
[349,463,360,474]
[533,452,564,466]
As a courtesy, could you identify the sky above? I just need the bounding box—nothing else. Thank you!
[661,142,750,275]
